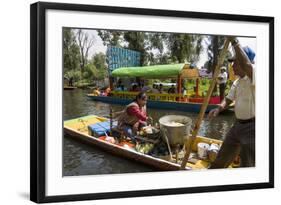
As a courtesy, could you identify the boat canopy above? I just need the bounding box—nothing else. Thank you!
[181,67,199,79]
[111,63,199,79]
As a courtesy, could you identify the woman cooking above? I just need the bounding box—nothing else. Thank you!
[117,92,151,142]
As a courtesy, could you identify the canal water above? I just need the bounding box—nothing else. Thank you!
[63,89,235,176]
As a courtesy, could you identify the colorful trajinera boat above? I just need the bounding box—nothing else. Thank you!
[64,115,238,171]
[87,63,222,113]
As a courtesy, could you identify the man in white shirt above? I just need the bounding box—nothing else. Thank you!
[217,66,228,102]
[208,38,256,168]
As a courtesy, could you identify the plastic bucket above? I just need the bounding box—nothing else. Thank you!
[208,143,220,162]
[197,142,210,159]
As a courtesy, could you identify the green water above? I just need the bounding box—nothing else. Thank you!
[63,89,235,176]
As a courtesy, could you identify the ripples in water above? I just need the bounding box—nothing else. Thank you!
[63,89,235,176]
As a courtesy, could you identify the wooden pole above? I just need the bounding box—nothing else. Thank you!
[109,77,114,90]
[177,74,182,94]
[180,39,230,169]
[195,78,199,97]
[109,107,113,136]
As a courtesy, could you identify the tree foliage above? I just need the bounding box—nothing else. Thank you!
[96,30,203,66]
[64,28,212,87]
[91,52,108,80]
[63,28,81,72]
[76,29,95,72]
[97,30,124,47]
[204,35,231,72]
[165,33,203,64]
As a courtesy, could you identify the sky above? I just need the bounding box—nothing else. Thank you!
[78,29,257,68]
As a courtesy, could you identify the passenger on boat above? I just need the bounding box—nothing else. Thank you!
[92,87,100,96]
[141,85,151,92]
[101,87,111,96]
[130,84,141,92]
[217,66,228,102]
[115,84,126,91]
[182,86,187,96]
[208,38,256,169]
[168,84,176,94]
[151,84,160,93]
[117,92,151,142]
[158,84,164,93]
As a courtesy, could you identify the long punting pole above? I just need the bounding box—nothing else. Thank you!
[180,38,231,169]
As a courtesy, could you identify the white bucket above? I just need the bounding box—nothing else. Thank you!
[208,143,220,152]
[197,142,210,159]
[208,143,220,162]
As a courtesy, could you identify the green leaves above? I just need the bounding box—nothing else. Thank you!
[63,28,81,71]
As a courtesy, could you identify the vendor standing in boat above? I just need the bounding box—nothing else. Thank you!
[117,92,150,142]
[217,66,228,102]
[208,37,256,168]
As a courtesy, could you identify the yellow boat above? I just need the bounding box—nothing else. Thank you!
[64,115,232,171]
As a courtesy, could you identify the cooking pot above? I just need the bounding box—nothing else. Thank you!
[159,115,192,146]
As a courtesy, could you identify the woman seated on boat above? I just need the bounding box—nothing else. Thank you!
[117,92,150,142]
[92,87,100,96]
[101,87,111,96]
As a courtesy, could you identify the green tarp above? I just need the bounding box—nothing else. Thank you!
[111,64,186,78]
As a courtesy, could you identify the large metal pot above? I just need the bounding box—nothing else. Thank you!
[159,115,192,146]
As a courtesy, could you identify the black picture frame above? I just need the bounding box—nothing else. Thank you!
[30,1,274,203]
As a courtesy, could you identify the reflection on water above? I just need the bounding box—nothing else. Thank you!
[64,137,153,176]
[63,89,235,176]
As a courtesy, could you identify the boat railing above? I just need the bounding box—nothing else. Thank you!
[111,91,188,102]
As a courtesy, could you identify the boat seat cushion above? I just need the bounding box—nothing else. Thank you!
[88,121,117,137]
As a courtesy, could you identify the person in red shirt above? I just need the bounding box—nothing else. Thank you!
[117,92,151,142]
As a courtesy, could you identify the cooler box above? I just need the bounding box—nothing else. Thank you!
[88,121,117,137]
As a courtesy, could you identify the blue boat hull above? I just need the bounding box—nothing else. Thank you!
[87,95,217,113]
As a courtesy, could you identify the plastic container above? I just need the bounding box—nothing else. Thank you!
[208,143,220,162]
[197,142,210,159]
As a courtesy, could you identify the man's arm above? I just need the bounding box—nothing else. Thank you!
[217,98,233,112]
[208,98,233,119]
[231,38,254,80]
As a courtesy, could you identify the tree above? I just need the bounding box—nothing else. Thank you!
[63,28,80,72]
[91,52,108,79]
[76,29,95,72]
[97,30,123,46]
[123,32,148,65]
[165,33,203,64]
[83,64,98,80]
[92,52,106,70]
[204,35,230,72]
[97,31,167,66]
[97,30,203,66]
[147,33,165,54]
[144,33,170,65]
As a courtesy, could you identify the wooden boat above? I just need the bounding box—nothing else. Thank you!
[64,86,77,90]
[64,115,232,171]
[87,64,232,113]
[87,93,218,113]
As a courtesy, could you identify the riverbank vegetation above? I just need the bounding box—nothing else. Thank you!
[63,28,230,88]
